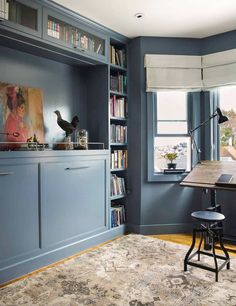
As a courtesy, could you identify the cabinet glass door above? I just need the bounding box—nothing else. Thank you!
[0,0,42,37]
[8,0,37,30]
[46,14,106,58]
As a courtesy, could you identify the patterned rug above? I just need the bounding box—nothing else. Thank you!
[0,234,236,306]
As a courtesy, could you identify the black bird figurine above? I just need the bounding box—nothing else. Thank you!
[54,110,79,137]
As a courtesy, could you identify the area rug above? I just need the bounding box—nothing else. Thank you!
[0,234,236,306]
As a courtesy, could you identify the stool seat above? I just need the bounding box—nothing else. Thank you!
[191,211,225,222]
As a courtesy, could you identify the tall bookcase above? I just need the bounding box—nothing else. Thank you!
[109,39,128,228]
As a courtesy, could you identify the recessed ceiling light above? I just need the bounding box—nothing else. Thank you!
[134,13,144,19]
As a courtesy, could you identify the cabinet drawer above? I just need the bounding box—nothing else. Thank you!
[41,159,107,247]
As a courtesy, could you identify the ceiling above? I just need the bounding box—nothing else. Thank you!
[54,0,236,39]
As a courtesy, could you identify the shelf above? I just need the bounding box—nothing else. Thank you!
[111,168,127,172]
[110,116,127,122]
[110,223,126,231]
[110,90,127,97]
[111,194,126,200]
[110,64,127,72]
[110,143,127,146]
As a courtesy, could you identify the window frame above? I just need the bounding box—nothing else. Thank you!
[147,92,191,182]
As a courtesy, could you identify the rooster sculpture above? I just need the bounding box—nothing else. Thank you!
[54,110,79,136]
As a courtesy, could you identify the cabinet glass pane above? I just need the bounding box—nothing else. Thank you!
[7,0,37,30]
[47,16,105,56]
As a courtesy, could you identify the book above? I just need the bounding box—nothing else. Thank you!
[215,174,234,186]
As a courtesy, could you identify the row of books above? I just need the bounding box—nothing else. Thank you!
[47,19,103,54]
[111,174,126,197]
[110,74,127,94]
[111,150,128,170]
[110,124,127,143]
[111,205,126,227]
[110,95,127,118]
[110,45,126,67]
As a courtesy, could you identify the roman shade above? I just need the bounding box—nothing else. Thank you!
[145,49,236,91]
[202,49,236,89]
[144,54,202,92]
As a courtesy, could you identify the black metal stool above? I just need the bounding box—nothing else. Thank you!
[184,211,230,282]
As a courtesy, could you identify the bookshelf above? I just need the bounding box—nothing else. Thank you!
[109,40,128,228]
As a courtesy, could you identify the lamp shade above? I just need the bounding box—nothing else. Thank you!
[216,108,229,124]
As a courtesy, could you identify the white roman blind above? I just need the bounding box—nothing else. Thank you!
[144,54,202,92]
[202,49,236,89]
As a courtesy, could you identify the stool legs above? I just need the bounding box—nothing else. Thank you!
[197,231,204,261]
[184,228,197,271]
[212,235,218,282]
[218,234,230,270]
[184,227,230,282]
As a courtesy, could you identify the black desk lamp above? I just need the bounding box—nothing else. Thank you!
[189,108,229,164]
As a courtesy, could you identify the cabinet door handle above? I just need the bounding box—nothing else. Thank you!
[65,166,90,171]
[0,172,14,176]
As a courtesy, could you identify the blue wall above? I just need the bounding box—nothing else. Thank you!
[0,45,87,143]
[127,37,203,234]
[128,32,236,235]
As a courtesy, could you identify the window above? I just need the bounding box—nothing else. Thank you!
[218,86,236,161]
[147,91,191,181]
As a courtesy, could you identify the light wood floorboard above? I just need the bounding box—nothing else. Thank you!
[152,233,236,256]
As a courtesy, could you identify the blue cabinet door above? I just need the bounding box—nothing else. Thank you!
[41,158,107,248]
[0,0,42,38]
[0,163,39,266]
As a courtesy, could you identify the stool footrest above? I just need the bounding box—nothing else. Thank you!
[198,250,228,261]
[186,260,229,274]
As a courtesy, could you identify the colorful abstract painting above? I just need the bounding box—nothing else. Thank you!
[0,82,44,147]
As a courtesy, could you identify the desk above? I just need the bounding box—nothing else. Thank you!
[180,160,236,249]
[180,160,236,191]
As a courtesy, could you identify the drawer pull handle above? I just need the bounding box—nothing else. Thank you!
[0,172,14,176]
[65,166,90,171]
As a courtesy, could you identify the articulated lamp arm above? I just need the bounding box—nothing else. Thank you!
[189,108,228,165]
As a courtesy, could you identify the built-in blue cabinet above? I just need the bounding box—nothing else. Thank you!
[0,150,113,285]
[0,0,109,64]
[0,0,42,37]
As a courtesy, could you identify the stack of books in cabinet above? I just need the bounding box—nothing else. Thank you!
[109,40,128,228]
[47,15,105,56]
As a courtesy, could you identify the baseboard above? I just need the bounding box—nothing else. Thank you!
[0,226,126,286]
[126,223,193,235]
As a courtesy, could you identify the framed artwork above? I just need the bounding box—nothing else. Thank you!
[0,82,44,147]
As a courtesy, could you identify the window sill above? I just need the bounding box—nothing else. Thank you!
[147,172,189,183]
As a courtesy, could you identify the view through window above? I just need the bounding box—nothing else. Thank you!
[154,92,191,172]
[219,86,236,161]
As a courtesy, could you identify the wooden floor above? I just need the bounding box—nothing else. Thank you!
[152,233,236,257]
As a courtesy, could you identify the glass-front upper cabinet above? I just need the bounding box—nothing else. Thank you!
[43,9,108,62]
[0,0,42,37]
